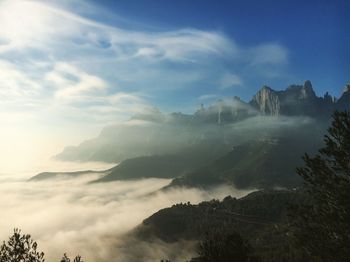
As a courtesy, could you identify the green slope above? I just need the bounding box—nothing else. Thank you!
[133,189,307,261]
[169,134,322,189]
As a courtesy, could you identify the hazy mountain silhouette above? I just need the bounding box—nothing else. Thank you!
[35,81,349,189]
[55,81,348,163]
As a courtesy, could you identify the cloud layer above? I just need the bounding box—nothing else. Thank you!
[0,0,289,121]
[0,0,290,174]
[0,176,252,261]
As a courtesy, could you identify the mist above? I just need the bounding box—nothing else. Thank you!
[55,106,324,164]
[0,175,253,261]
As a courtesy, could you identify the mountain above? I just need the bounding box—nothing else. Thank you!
[29,170,107,181]
[37,121,322,188]
[133,189,307,261]
[92,154,201,182]
[168,127,324,190]
[249,80,335,117]
[31,146,227,183]
[337,84,350,111]
[55,81,348,164]
[193,96,258,124]
[29,155,194,183]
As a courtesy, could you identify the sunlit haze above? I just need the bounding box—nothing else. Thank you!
[0,1,349,261]
[0,0,348,175]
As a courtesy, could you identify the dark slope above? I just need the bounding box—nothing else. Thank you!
[31,140,231,183]
[133,190,306,261]
[168,126,324,189]
[29,170,107,181]
[93,142,231,182]
[93,155,189,182]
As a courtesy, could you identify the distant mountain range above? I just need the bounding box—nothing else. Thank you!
[31,81,349,190]
[195,81,350,123]
[55,80,349,164]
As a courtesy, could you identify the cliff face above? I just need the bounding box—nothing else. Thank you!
[250,86,281,116]
[56,80,350,163]
[299,80,316,99]
[250,80,337,117]
[194,80,349,121]
[194,96,258,124]
[337,84,350,110]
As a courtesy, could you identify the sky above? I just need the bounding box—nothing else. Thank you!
[0,0,349,173]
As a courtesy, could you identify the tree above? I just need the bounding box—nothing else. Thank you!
[0,229,45,262]
[290,111,350,261]
[191,229,260,262]
[0,229,83,262]
[60,253,83,262]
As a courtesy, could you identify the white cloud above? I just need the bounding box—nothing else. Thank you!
[0,60,43,109]
[0,0,243,115]
[0,0,289,111]
[0,0,236,62]
[47,62,109,102]
[198,94,218,101]
[249,43,289,66]
[219,73,242,89]
[0,0,291,165]
[0,176,252,261]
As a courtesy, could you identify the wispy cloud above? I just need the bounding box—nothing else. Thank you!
[219,73,243,89]
[47,62,109,102]
[0,0,289,115]
[0,0,290,160]
[198,94,219,101]
[249,43,289,66]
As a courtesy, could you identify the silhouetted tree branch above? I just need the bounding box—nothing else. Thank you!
[290,110,350,261]
[0,229,83,262]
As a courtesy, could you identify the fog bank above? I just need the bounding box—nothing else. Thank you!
[0,176,253,261]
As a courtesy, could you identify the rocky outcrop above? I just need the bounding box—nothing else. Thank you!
[194,80,349,121]
[250,80,330,117]
[250,86,280,115]
[337,84,350,109]
[299,80,317,99]
[56,80,350,163]
[194,97,258,124]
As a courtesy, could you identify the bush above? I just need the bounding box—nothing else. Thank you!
[0,229,83,262]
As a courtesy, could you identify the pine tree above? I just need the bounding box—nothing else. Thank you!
[0,229,83,262]
[191,229,260,262]
[0,229,45,262]
[291,111,350,261]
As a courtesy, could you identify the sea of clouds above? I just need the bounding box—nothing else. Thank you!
[0,172,252,262]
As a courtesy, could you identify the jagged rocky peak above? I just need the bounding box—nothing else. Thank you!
[343,84,350,95]
[251,85,280,116]
[285,80,316,100]
[194,96,256,124]
[233,95,242,101]
[338,84,350,106]
[323,92,335,104]
[300,80,316,99]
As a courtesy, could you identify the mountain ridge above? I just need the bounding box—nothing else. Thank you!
[55,80,349,163]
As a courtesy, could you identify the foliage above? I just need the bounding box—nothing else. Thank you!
[0,229,45,262]
[0,229,83,262]
[290,111,350,261]
[60,253,83,262]
[192,229,260,262]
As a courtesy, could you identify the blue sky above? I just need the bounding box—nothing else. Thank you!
[0,0,348,170]
[97,0,349,98]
